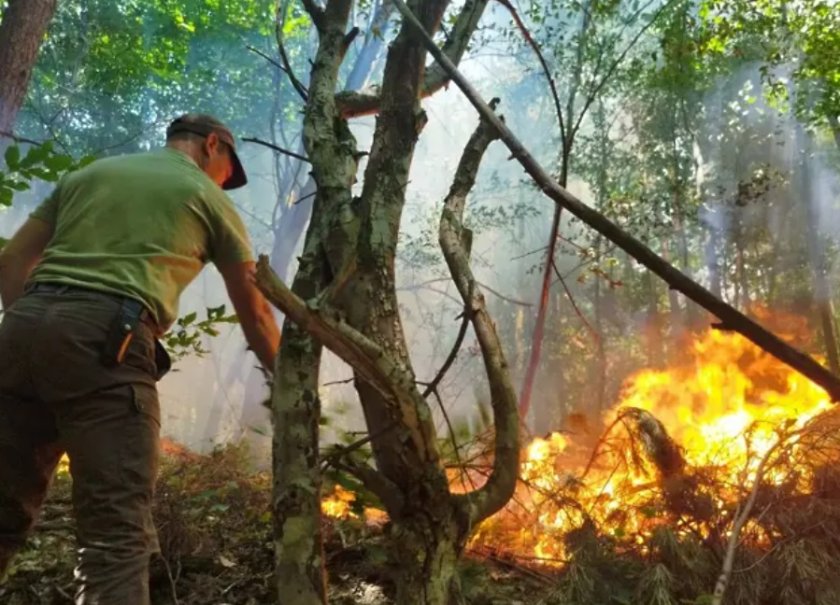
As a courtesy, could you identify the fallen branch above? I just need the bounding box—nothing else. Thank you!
[391,0,840,402]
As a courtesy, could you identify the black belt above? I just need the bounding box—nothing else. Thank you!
[27,282,156,326]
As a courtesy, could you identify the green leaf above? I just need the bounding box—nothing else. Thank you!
[44,154,74,172]
[4,145,20,170]
[0,188,12,207]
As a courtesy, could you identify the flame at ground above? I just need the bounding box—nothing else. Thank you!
[324,329,837,565]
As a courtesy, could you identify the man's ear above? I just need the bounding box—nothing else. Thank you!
[205,131,220,154]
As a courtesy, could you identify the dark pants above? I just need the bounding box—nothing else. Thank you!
[0,287,161,605]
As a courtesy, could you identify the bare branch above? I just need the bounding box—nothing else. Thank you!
[551,259,602,346]
[436,105,520,524]
[277,3,310,101]
[242,137,310,163]
[246,44,285,71]
[331,456,405,513]
[0,130,41,145]
[421,310,471,398]
[494,0,565,144]
[712,434,789,605]
[336,0,490,118]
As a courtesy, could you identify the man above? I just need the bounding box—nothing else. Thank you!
[0,114,281,604]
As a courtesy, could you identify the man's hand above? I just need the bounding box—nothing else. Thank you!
[0,218,53,309]
[218,260,281,372]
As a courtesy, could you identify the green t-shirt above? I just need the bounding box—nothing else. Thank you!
[28,148,253,331]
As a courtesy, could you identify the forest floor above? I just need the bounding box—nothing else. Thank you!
[0,442,556,605]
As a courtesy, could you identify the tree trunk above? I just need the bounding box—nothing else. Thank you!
[0,0,57,137]
[256,98,517,605]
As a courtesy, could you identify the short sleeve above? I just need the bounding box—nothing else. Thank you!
[29,179,64,225]
[207,190,255,266]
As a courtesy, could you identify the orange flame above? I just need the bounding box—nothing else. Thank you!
[324,329,836,565]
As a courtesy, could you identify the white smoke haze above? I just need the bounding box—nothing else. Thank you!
[3,2,840,459]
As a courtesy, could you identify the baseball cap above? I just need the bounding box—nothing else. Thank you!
[166,113,247,190]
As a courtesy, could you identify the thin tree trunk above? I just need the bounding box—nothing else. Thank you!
[519,204,561,418]
[0,0,57,137]
[518,0,592,420]
[394,0,840,400]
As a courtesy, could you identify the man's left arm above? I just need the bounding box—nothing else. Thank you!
[0,218,53,309]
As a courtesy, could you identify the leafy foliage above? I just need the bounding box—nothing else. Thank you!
[1,142,95,207]
[161,304,239,361]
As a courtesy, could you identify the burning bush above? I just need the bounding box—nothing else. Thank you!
[322,328,840,603]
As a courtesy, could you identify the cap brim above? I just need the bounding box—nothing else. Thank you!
[222,149,247,190]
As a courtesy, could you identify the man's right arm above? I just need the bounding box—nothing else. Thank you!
[218,260,281,372]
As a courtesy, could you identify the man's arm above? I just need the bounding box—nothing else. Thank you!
[218,260,281,371]
[0,218,53,309]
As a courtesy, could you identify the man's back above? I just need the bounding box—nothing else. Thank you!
[29,148,253,329]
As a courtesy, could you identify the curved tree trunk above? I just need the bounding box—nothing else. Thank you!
[0,0,57,138]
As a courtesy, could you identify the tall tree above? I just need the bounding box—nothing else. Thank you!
[0,0,57,140]
[256,1,522,603]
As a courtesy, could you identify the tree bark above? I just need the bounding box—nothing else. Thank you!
[0,0,57,138]
[392,0,840,401]
[256,87,517,605]
[270,1,361,602]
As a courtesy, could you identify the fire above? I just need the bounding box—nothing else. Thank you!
[470,329,834,563]
[323,328,839,567]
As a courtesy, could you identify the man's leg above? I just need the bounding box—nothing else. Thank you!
[56,382,160,605]
[0,392,62,578]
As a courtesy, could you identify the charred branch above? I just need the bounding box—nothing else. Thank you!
[437,105,520,525]
[391,0,840,402]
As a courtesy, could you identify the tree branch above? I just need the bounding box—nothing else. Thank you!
[392,0,840,402]
[493,0,565,143]
[300,0,325,30]
[242,137,310,163]
[712,434,788,605]
[277,3,310,101]
[331,456,405,514]
[421,309,471,398]
[255,256,440,469]
[436,104,520,524]
[336,0,490,118]
[0,130,41,145]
